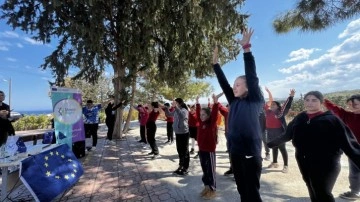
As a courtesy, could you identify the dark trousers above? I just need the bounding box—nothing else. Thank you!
[267,128,288,165]
[231,153,262,202]
[225,133,232,170]
[146,121,158,154]
[262,130,270,155]
[84,123,99,147]
[0,118,9,145]
[175,133,190,170]
[166,122,174,142]
[189,126,197,140]
[0,131,8,146]
[105,119,114,140]
[272,143,288,165]
[296,155,340,202]
[140,125,147,143]
[349,158,360,193]
[199,151,216,190]
[8,122,15,136]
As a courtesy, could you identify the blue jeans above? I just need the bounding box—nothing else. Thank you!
[349,158,360,193]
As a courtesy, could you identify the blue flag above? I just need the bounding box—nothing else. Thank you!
[20,144,84,202]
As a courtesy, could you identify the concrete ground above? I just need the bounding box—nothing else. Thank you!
[1,120,354,201]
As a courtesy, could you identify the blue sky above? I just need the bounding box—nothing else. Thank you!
[1,1,360,111]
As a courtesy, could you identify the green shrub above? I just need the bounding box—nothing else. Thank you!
[99,111,105,123]
[13,115,52,131]
[123,110,139,121]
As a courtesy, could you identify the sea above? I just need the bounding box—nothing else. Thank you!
[18,109,53,116]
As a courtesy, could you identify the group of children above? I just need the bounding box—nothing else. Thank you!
[130,26,360,201]
[106,28,360,202]
[211,28,360,202]
[133,95,228,199]
[1,26,359,202]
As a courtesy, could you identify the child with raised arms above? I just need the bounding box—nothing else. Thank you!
[196,94,220,200]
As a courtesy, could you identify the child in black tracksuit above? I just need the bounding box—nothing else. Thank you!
[268,91,360,202]
[105,98,122,142]
[213,28,264,202]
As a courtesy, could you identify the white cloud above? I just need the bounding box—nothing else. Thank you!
[0,46,8,51]
[24,37,43,45]
[284,48,321,63]
[0,41,12,51]
[279,30,360,74]
[0,31,19,38]
[338,18,360,39]
[267,19,360,99]
[6,57,17,62]
[16,43,23,48]
[279,56,329,74]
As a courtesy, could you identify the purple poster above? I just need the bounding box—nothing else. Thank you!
[51,87,85,148]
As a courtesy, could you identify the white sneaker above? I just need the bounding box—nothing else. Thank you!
[91,147,97,151]
[282,166,288,173]
[268,162,279,168]
[108,140,116,145]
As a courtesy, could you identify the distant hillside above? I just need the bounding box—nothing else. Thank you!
[324,89,360,98]
[271,89,360,102]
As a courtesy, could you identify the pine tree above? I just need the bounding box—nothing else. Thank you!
[1,0,248,138]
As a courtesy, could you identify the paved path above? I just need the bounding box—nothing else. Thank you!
[2,121,353,201]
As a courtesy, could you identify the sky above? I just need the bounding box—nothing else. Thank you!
[0,1,360,111]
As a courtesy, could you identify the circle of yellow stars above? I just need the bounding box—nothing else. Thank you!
[43,150,79,180]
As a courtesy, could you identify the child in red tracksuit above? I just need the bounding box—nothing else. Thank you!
[162,103,175,144]
[196,94,219,200]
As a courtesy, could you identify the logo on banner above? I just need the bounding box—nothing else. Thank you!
[54,99,82,125]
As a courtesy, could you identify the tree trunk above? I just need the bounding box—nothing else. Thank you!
[113,108,124,139]
[112,64,126,139]
[122,77,137,133]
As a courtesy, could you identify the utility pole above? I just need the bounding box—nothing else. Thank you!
[8,77,11,109]
[2,77,11,109]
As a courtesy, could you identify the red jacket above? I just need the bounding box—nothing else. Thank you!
[196,103,219,152]
[264,104,282,128]
[188,111,199,127]
[137,106,149,126]
[162,107,174,123]
[147,110,159,123]
[324,99,360,142]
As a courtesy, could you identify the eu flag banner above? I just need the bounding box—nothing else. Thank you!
[20,144,84,202]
